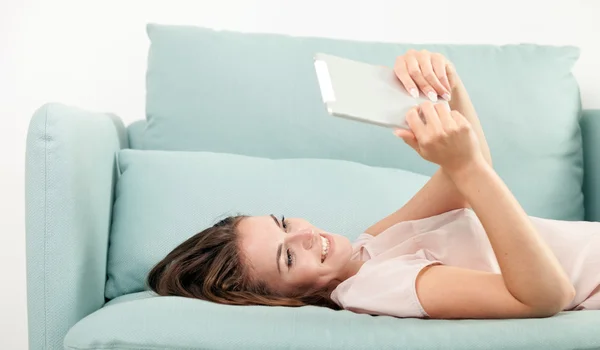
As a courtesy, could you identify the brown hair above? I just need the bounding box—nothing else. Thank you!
[146,215,340,309]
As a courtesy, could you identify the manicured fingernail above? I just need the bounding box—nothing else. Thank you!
[442,93,451,101]
[409,88,419,99]
[427,91,438,102]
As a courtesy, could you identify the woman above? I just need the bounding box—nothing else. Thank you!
[147,50,600,319]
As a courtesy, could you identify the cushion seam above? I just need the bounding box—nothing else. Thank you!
[115,150,122,176]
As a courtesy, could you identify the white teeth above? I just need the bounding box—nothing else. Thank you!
[320,235,329,262]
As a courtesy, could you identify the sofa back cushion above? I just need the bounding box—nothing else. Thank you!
[141,24,583,220]
[105,149,429,299]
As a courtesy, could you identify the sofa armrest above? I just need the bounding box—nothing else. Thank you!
[581,109,600,222]
[25,103,128,350]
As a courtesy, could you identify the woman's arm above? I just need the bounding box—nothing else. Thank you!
[444,159,575,311]
[410,103,575,315]
[366,51,491,236]
[448,78,492,166]
[365,169,467,235]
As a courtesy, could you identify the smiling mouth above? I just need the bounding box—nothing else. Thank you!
[320,235,330,263]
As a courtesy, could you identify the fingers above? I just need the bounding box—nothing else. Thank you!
[434,102,455,128]
[394,50,452,103]
[393,128,419,150]
[418,52,450,100]
[394,57,419,98]
[405,54,438,101]
[406,102,454,140]
[393,128,413,139]
[420,101,443,132]
[431,53,451,100]
[405,107,426,140]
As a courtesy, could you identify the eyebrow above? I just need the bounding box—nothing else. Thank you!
[271,214,283,274]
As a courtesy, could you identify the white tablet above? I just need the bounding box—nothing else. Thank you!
[313,53,447,130]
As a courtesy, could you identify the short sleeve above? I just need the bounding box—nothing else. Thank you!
[331,251,443,318]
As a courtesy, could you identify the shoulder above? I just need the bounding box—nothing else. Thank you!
[331,252,443,318]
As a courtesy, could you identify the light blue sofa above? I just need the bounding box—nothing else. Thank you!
[26,24,600,350]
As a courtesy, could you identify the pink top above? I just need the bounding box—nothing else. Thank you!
[330,208,600,318]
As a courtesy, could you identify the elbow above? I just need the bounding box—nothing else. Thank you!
[556,284,577,311]
[530,286,576,318]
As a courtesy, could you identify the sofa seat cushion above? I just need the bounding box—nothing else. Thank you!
[105,149,429,299]
[65,291,600,350]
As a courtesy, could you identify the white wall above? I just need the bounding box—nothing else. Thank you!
[1,0,599,348]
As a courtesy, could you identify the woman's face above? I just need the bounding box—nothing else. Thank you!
[237,215,354,296]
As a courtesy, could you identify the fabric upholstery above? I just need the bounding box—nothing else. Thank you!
[105,149,429,299]
[581,110,600,222]
[25,103,128,350]
[131,110,600,222]
[65,292,600,350]
[127,120,146,150]
[142,24,584,221]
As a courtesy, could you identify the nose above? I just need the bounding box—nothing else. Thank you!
[285,228,317,251]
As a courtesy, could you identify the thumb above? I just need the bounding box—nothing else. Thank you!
[393,129,419,151]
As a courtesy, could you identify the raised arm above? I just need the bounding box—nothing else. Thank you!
[405,103,575,318]
[366,50,491,236]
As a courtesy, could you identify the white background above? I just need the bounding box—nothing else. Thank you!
[1,1,599,348]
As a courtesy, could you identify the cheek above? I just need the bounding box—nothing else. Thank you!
[333,235,353,260]
[333,234,351,248]
[292,258,321,283]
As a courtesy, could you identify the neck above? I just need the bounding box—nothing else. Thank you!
[342,259,364,280]
[327,259,364,293]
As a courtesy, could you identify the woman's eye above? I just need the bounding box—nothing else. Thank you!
[281,215,288,232]
[286,249,293,267]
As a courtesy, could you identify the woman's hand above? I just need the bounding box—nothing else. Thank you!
[396,102,484,174]
[394,50,460,102]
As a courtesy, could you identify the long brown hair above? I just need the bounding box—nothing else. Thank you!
[146,215,340,309]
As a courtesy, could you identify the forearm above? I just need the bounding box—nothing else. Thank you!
[449,82,492,166]
[446,161,575,311]
[365,168,468,235]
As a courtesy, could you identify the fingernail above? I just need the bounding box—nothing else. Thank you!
[427,91,438,102]
[442,93,451,101]
[409,88,419,99]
